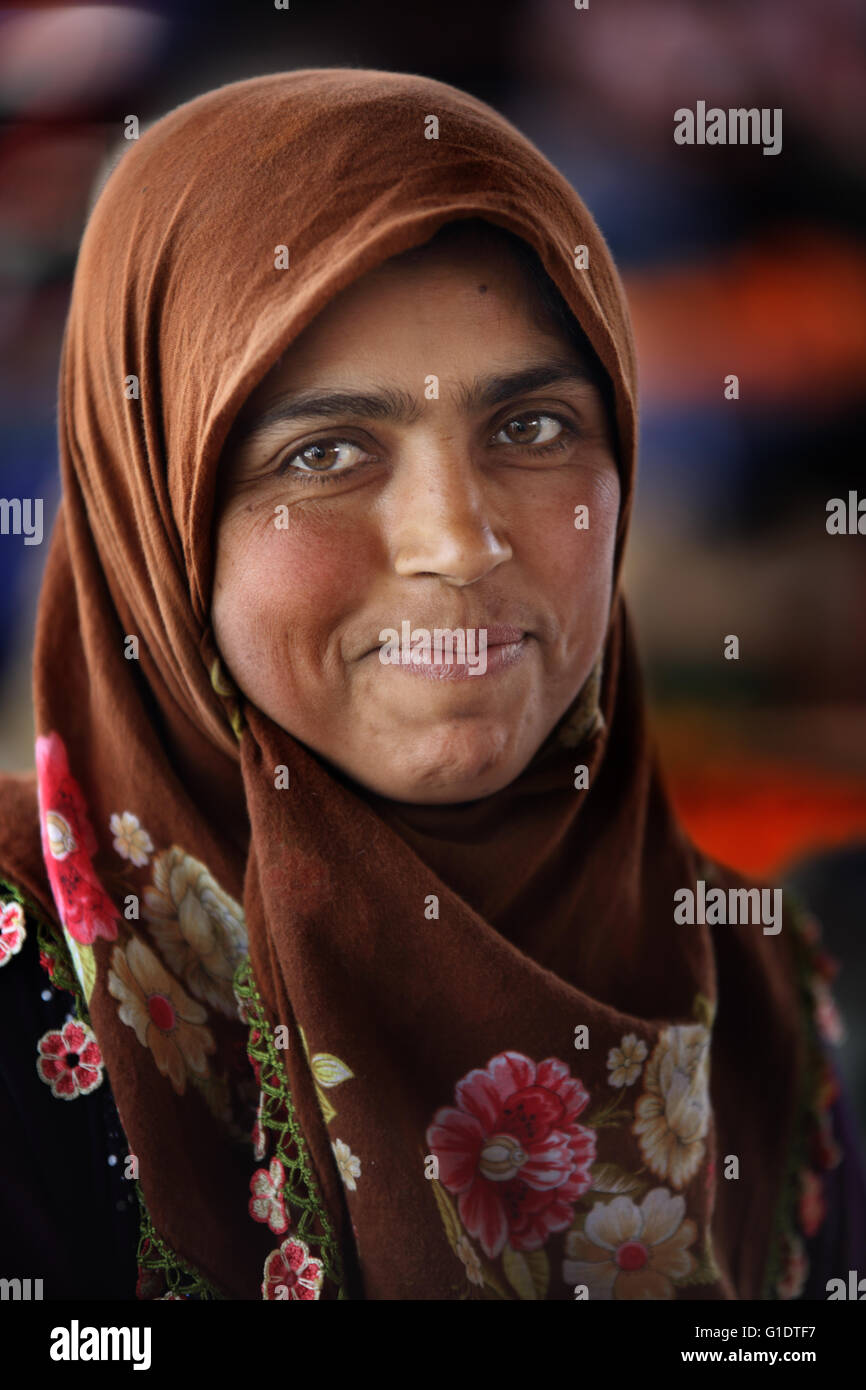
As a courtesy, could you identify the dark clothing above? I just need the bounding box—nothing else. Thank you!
[802,1080,866,1299]
[1,892,865,1300]
[0,917,139,1299]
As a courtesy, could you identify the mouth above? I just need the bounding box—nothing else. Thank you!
[365,623,531,680]
[363,623,529,658]
[477,625,527,648]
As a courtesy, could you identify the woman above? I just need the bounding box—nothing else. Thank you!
[0,69,862,1302]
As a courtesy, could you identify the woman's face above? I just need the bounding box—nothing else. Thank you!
[212,228,620,804]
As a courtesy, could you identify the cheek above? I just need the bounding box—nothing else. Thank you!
[518,469,620,605]
[211,502,375,675]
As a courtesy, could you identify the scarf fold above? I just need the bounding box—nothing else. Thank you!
[3,68,813,1300]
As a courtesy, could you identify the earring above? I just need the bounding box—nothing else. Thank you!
[554,654,605,749]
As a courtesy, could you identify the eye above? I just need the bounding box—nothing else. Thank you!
[492,413,567,448]
[279,439,370,476]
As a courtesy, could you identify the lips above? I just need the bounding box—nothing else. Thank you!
[366,623,527,656]
[482,625,526,647]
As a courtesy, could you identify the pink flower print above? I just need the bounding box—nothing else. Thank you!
[249,1157,289,1234]
[36,1019,104,1099]
[36,732,119,944]
[262,1238,323,1300]
[426,1051,597,1259]
[0,900,26,967]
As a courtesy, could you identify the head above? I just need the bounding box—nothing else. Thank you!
[212,220,621,804]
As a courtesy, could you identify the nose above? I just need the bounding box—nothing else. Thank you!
[388,445,512,586]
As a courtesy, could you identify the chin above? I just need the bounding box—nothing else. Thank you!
[374,723,530,804]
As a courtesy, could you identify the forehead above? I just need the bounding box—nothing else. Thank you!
[342,223,568,336]
[239,229,592,419]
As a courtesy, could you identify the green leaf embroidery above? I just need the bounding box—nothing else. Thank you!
[298,1027,353,1124]
[502,1244,550,1301]
[430,1178,463,1252]
[692,992,716,1029]
[588,1161,647,1199]
[481,1264,512,1300]
[316,1090,337,1125]
[311,1053,355,1088]
[585,1093,633,1129]
[676,1221,723,1287]
[429,1177,511,1298]
[234,961,346,1297]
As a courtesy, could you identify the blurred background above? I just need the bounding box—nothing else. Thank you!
[0,0,864,1132]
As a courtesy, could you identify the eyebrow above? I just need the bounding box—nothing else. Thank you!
[234,358,600,446]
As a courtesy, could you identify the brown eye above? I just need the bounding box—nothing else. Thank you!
[300,443,344,470]
[281,439,368,475]
[494,413,564,447]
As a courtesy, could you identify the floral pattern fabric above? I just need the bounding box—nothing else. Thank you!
[262,1237,324,1300]
[110,812,154,868]
[424,1028,723,1300]
[331,1138,361,1191]
[0,899,26,967]
[427,1051,597,1264]
[633,1025,711,1190]
[564,1187,698,1300]
[143,848,247,1018]
[20,729,855,1301]
[36,733,120,945]
[36,1018,104,1100]
[6,865,857,1302]
[107,936,215,1096]
[249,1158,289,1234]
[606,1033,647,1087]
[34,732,257,1147]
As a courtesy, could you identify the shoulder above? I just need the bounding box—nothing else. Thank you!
[0,768,39,829]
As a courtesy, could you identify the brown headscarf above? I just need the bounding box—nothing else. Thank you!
[4,69,822,1300]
